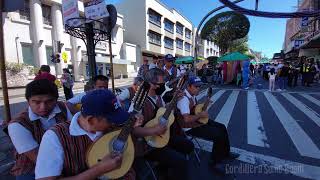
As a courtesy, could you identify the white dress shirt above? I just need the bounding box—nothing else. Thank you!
[8,105,73,154]
[35,112,103,179]
[177,90,197,131]
[67,92,86,105]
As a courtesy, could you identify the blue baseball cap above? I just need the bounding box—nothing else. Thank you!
[81,89,129,125]
[188,76,203,86]
[164,54,176,62]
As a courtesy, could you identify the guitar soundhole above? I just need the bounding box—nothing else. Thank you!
[97,159,101,162]
[159,116,168,126]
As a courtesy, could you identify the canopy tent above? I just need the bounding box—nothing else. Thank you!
[175,56,206,64]
[217,52,250,62]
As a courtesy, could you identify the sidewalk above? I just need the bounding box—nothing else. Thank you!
[0,78,134,105]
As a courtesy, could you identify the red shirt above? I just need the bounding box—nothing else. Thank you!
[34,72,56,82]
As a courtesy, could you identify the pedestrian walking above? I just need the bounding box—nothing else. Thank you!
[61,68,74,100]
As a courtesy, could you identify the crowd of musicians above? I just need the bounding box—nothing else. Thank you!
[6,54,239,180]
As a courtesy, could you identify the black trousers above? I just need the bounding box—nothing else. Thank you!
[186,121,230,164]
[144,135,192,180]
[63,85,73,100]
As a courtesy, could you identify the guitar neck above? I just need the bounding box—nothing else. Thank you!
[202,98,210,111]
[116,112,137,142]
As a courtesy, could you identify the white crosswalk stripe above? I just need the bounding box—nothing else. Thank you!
[197,89,320,179]
[263,92,320,159]
[300,94,320,107]
[215,90,239,127]
[282,93,320,128]
[247,91,269,148]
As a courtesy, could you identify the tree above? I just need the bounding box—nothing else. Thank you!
[228,36,249,54]
[201,11,250,55]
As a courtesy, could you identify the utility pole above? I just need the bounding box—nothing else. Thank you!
[0,0,11,124]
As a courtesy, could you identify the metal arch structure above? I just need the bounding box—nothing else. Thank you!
[194,0,320,70]
[219,0,320,18]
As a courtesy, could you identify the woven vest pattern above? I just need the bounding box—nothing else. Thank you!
[175,96,201,129]
[9,102,68,176]
[51,122,136,179]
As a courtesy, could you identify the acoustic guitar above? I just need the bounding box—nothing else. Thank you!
[196,87,213,124]
[144,72,189,148]
[86,82,150,179]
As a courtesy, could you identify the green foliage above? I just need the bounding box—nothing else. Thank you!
[5,62,26,75]
[228,36,249,54]
[201,11,250,54]
[28,66,40,76]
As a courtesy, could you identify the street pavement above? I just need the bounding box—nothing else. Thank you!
[1,76,320,179]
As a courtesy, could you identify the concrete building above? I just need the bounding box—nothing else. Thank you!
[2,0,138,81]
[116,0,194,66]
[197,39,220,58]
[283,0,320,61]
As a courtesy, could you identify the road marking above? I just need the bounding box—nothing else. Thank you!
[282,93,320,128]
[300,94,320,107]
[247,91,269,148]
[215,90,239,127]
[264,92,320,159]
[194,138,320,180]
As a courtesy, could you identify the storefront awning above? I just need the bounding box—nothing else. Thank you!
[83,56,132,65]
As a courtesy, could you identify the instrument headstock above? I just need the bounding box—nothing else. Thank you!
[131,81,150,112]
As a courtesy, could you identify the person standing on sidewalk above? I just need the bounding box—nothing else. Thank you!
[34,65,56,83]
[7,79,72,180]
[138,58,149,76]
[61,68,74,100]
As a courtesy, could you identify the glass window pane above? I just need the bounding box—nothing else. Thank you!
[46,46,54,65]
[21,44,34,66]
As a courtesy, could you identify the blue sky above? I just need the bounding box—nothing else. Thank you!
[107,0,298,58]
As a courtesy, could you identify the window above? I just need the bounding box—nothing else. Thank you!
[148,9,161,26]
[21,44,34,66]
[185,43,191,52]
[164,19,174,33]
[185,29,191,39]
[207,41,209,46]
[164,37,174,49]
[176,38,183,49]
[206,49,209,55]
[148,31,161,45]
[46,46,54,65]
[42,4,52,26]
[176,23,183,35]
[19,0,30,21]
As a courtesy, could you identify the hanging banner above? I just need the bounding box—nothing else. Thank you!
[62,0,81,27]
[84,0,109,22]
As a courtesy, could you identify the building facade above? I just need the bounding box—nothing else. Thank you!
[197,39,220,58]
[3,0,138,81]
[116,0,194,66]
[283,0,320,61]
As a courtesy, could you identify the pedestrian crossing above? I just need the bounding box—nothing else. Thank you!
[200,89,320,160]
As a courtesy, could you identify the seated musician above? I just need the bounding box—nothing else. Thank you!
[176,76,239,173]
[66,75,109,114]
[35,89,139,180]
[117,76,144,111]
[7,79,72,180]
[132,68,193,180]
